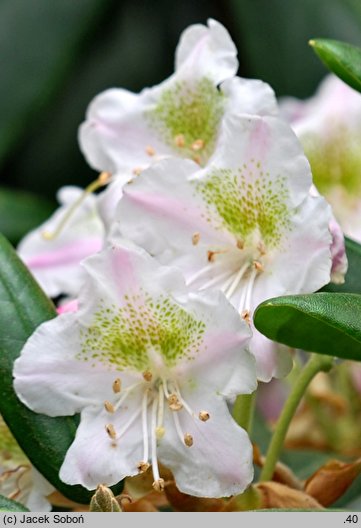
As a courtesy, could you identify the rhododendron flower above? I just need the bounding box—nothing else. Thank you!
[18,186,104,298]
[14,242,256,498]
[116,113,333,381]
[79,19,277,229]
[0,417,53,511]
[281,74,361,242]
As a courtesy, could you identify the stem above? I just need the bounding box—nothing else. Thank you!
[233,393,256,433]
[259,353,334,482]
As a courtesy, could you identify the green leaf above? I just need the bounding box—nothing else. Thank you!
[0,186,54,245]
[0,233,123,503]
[322,237,361,294]
[254,293,361,361]
[0,494,29,512]
[310,38,361,93]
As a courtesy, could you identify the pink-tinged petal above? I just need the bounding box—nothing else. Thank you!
[56,299,78,314]
[246,329,293,382]
[173,289,255,397]
[17,186,104,298]
[13,314,140,416]
[159,394,253,497]
[59,402,143,490]
[175,19,238,84]
[96,177,127,232]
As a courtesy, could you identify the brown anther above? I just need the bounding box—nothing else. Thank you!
[168,394,183,411]
[192,232,201,246]
[142,370,153,382]
[105,424,117,440]
[98,171,112,185]
[152,478,165,493]
[104,400,115,413]
[242,310,251,324]
[253,260,264,272]
[207,250,216,263]
[156,426,165,439]
[174,134,185,147]
[258,241,267,256]
[137,461,150,473]
[192,155,201,165]
[112,378,121,393]
[191,139,204,151]
[184,433,193,447]
[133,167,143,176]
[236,239,244,250]
[145,145,156,156]
[199,411,210,422]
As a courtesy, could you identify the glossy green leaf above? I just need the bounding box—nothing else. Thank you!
[322,237,361,294]
[0,186,54,245]
[310,38,361,93]
[254,293,361,361]
[0,494,29,512]
[0,233,123,503]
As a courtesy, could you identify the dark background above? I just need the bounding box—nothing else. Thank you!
[1,0,361,241]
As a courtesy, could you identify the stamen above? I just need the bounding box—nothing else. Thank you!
[191,139,204,151]
[104,401,115,413]
[105,424,117,440]
[258,241,267,256]
[168,394,183,411]
[151,395,162,490]
[187,263,214,286]
[174,134,185,147]
[236,239,245,250]
[141,389,149,466]
[192,232,201,245]
[242,310,251,324]
[113,381,144,412]
[117,405,143,438]
[199,411,210,422]
[244,267,258,315]
[145,145,156,156]
[142,370,153,382]
[207,249,228,262]
[225,261,250,299]
[161,378,171,398]
[200,269,233,291]
[137,461,150,473]
[132,167,143,176]
[156,427,165,439]
[192,155,201,165]
[42,172,111,241]
[157,384,165,428]
[112,378,121,393]
[172,381,195,417]
[172,411,185,444]
[253,260,264,272]
[184,433,194,447]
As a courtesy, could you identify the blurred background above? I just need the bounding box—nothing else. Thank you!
[1,0,361,243]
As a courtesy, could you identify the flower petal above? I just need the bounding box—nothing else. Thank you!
[159,394,253,497]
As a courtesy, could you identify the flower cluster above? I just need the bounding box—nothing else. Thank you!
[13,19,346,502]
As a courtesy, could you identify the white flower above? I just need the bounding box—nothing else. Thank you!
[280,74,361,242]
[0,417,53,511]
[116,112,333,381]
[17,186,104,298]
[14,241,256,498]
[78,19,277,230]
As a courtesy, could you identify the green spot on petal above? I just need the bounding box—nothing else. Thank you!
[79,292,206,371]
[146,77,225,165]
[196,164,291,247]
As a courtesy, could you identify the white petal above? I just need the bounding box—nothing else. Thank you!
[159,394,253,497]
[175,19,238,83]
[25,468,53,512]
[17,186,104,298]
[13,314,139,416]
[221,76,278,118]
[59,402,143,490]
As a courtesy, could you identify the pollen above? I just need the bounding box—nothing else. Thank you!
[191,139,205,151]
[199,411,210,422]
[192,232,201,245]
[168,394,183,411]
[142,370,153,382]
[184,433,193,447]
[104,401,115,413]
[174,134,185,147]
[98,171,112,185]
[156,426,165,439]
[105,424,117,440]
[112,378,121,393]
[133,167,143,176]
[137,461,150,473]
[145,145,156,156]
[242,310,251,324]
[152,478,165,492]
